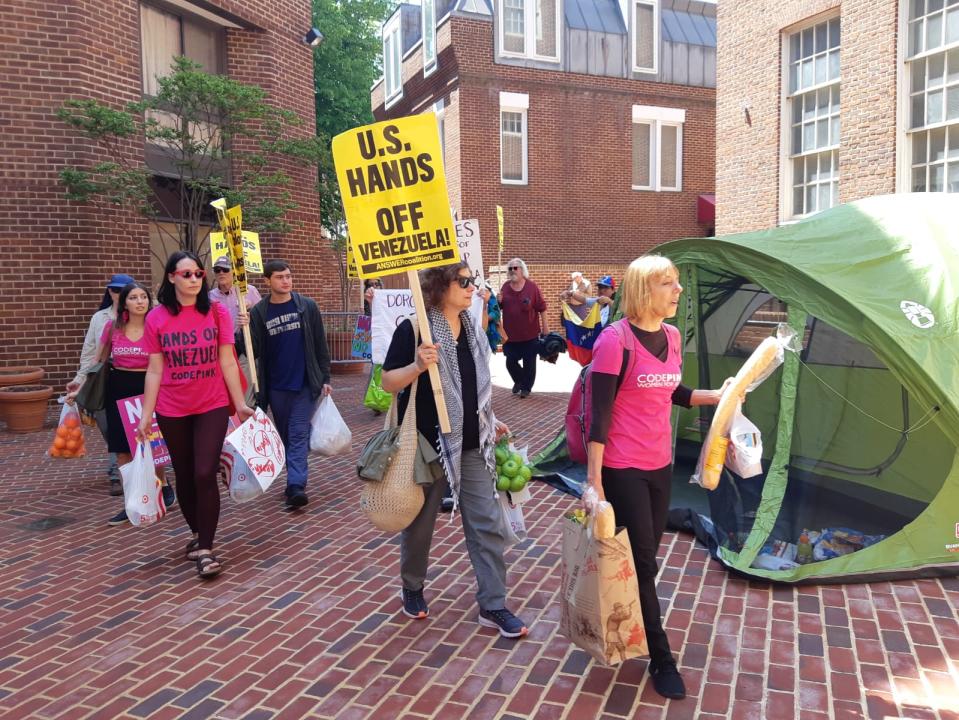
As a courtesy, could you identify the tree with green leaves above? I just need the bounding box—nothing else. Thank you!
[312,0,393,308]
[57,56,326,265]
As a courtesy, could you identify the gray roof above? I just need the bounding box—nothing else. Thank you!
[565,0,626,33]
[662,7,716,47]
[451,0,492,17]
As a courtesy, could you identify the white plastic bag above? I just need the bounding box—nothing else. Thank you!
[223,408,285,493]
[309,395,352,456]
[121,442,166,527]
[725,404,763,478]
[221,444,263,503]
[498,491,527,546]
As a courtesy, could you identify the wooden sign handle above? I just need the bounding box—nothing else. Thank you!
[407,269,451,434]
[237,290,258,393]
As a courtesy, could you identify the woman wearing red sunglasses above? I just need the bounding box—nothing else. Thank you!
[137,251,253,578]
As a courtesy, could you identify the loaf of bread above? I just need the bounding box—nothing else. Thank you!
[699,336,781,490]
[593,503,616,539]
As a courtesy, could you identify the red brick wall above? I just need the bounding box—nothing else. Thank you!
[0,0,328,393]
[715,0,898,234]
[373,15,715,316]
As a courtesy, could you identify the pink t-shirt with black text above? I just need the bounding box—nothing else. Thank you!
[100,324,150,370]
[143,302,234,417]
[591,320,682,470]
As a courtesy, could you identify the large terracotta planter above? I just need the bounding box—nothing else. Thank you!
[0,384,54,433]
[0,366,45,422]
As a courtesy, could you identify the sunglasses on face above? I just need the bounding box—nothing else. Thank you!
[173,269,206,280]
[508,265,520,270]
[455,276,477,289]
[213,266,231,274]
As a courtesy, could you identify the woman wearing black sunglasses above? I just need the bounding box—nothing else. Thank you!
[382,262,528,639]
[137,251,253,578]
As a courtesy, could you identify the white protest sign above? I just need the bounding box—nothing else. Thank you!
[455,219,484,286]
[371,287,484,365]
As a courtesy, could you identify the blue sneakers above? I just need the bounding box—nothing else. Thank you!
[478,607,528,638]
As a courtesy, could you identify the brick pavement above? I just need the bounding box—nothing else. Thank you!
[0,362,957,720]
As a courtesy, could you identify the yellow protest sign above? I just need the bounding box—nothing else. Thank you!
[210,231,262,274]
[332,114,458,278]
[496,205,504,253]
[346,240,358,279]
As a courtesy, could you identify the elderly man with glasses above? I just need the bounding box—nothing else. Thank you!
[210,256,262,404]
[496,258,548,398]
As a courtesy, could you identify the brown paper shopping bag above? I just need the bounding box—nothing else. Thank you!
[559,516,648,666]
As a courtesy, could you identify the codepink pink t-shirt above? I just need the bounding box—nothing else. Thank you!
[100,324,150,370]
[590,320,682,470]
[143,302,234,417]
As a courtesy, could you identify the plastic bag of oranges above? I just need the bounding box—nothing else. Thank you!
[49,402,86,459]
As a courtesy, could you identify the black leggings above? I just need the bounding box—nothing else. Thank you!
[157,407,229,551]
[601,464,674,665]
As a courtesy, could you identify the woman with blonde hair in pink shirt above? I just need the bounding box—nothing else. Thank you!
[137,251,253,579]
[586,255,730,700]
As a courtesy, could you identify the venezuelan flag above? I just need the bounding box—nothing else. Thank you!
[562,301,604,366]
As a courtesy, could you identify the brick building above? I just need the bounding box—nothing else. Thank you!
[0,0,329,387]
[370,0,716,307]
[716,0,951,233]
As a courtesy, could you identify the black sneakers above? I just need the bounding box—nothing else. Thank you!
[511,384,521,395]
[649,659,686,699]
[401,587,429,619]
[107,509,129,526]
[286,488,308,507]
[478,607,528,638]
[162,485,176,509]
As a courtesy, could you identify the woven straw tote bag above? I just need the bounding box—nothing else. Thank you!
[359,373,426,532]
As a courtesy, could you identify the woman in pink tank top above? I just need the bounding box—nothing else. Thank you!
[586,255,730,701]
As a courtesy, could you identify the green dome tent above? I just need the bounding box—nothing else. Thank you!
[534,193,959,582]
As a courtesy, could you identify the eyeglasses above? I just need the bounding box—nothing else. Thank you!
[173,269,206,280]
[213,266,231,273]
[508,265,520,271]
[455,276,477,289]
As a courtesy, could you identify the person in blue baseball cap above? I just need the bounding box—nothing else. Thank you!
[65,272,138,495]
[568,274,616,326]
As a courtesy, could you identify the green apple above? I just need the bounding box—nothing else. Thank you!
[496,475,511,492]
[518,465,532,481]
[494,446,509,465]
[509,452,523,466]
[509,476,526,493]
[501,459,521,478]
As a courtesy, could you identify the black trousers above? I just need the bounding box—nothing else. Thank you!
[503,338,538,392]
[602,463,674,665]
[157,407,229,550]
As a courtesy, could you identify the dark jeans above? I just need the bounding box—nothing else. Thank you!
[602,463,675,665]
[503,338,538,393]
[157,406,230,551]
[269,386,314,493]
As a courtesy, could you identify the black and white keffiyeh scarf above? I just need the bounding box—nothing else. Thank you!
[426,306,497,510]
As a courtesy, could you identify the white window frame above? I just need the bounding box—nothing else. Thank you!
[779,15,841,221]
[497,0,561,63]
[631,105,684,191]
[631,0,660,74]
[423,0,437,77]
[433,98,446,167]
[898,0,959,193]
[383,13,403,108]
[500,91,529,185]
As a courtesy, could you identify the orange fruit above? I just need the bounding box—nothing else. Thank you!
[61,450,73,458]
[49,447,61,457]
[64,416,80,429]
[69,428,82,440]
[56,426,69,438]
[53,437,66,449]
[65,439,78,451]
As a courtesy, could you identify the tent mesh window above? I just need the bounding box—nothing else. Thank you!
[675,272,950,570]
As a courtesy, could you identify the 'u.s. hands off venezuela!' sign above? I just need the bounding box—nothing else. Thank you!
[332,115,458,278]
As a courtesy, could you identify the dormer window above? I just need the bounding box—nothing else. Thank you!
[632,0,659,74]
[383,13,402,105]
[498,0,560,62]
